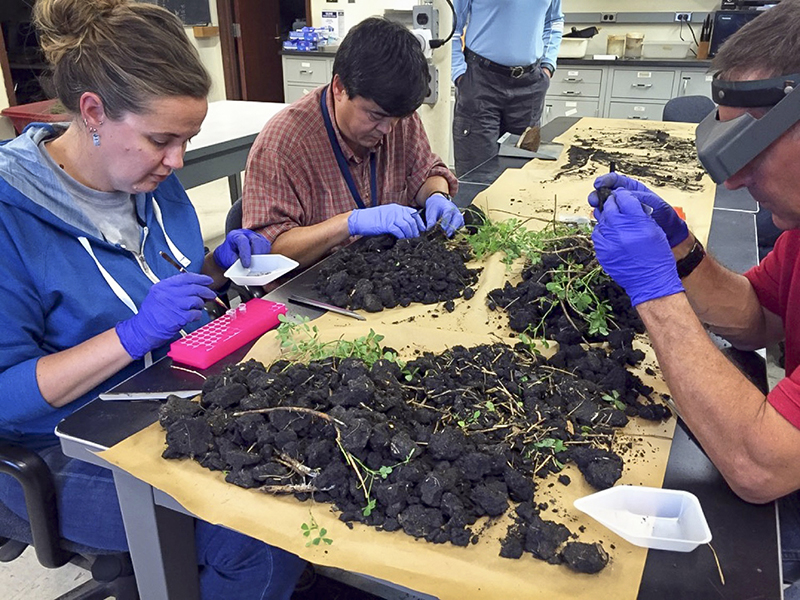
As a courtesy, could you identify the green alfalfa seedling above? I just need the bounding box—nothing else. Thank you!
[301,512,333,547]
[531,437,568,471]
[601,390,626,411]
[276,315,416,379]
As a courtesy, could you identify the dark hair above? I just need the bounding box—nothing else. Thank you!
[332,17,430,117]
[712,0,800,79]
[34,0,211,120]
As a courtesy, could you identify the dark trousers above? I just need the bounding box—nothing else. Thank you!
[453,52,550,177]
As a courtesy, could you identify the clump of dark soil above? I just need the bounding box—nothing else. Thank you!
[160,339,670,574]
[487,230,645,346]
[313,234,480,312]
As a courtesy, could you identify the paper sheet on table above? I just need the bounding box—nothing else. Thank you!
[100,320,673,600]
[101,270,675,599]
[469,117,714,246]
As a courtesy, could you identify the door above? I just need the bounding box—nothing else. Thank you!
[218,0,285,102]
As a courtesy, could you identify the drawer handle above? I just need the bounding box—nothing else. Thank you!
[564,77,583,83]
[563,90,582,96]
[299,69,314,75]
[628,116,649,120]
[631,83,653,89]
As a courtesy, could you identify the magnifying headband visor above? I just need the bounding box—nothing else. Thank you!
[695,72,800,184]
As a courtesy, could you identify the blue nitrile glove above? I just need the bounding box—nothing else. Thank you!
[589,173,689,248]
[424,193,465,237]
[347,204,425,239]
[116,272,216,359]
[592,189,684,307]
[213,229,271,270]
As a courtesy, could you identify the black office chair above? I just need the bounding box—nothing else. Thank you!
[662,95,716,123]
[0,443,139,599]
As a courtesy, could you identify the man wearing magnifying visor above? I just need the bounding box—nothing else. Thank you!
[586,0,800,591]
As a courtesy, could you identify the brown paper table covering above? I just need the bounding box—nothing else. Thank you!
[98,117,718,599]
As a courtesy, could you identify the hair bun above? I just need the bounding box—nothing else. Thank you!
[34,0,130,66]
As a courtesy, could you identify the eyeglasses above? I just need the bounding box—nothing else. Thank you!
[695,72,800,184]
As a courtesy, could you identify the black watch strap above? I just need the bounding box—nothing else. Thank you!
[676,238,706,279]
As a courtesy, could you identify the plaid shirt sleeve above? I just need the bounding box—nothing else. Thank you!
[242,125,314,243]
[402,112,459,205]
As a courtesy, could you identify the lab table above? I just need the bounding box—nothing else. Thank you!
[56,117,778,600]
[178,100,287,203]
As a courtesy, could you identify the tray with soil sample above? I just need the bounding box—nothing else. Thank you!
[157,316,671,576]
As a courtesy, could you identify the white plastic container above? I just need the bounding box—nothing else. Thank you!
[642,40,691,59]
[558,38,589,59]
[573,485,712,552]
[224,254,299,286]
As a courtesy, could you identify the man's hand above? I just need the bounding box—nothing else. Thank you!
[589,173,689,248]
[424,193,464,237]
[348,204,425,238]
[592,190,685,307]
[213,229,271,269]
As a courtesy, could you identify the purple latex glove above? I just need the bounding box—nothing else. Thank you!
[589,173,689,248]
[213,229,271,270]
[347,204,425,239]
[116,272,216,359]
[592,189,684,307]
[424,193,465,237]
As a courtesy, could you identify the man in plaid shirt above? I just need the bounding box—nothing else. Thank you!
[242,17,462,268]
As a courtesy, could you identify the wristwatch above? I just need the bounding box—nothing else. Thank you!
[430,191,452,201]
[676,237,706,279]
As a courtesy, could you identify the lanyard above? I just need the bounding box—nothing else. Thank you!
[320,86,378,209]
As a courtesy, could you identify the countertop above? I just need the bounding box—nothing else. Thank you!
[281,48,711,70]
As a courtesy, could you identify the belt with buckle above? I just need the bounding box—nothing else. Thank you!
[465,48,538,79]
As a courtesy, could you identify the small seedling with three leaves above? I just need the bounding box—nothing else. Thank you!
[602,390,626,411]
[301,513,333,547]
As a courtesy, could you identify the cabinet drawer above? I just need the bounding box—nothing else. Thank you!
[548,81,601,98]
[607,101,666,121]
[611,70,674,100]
[283,57,329,85]
[552,68,603,85]
[544,99,599,122]
[284,84,317,104]
[678,70,713,98]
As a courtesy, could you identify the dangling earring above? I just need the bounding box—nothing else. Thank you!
[88,126,100,147]
[84,118,102,147]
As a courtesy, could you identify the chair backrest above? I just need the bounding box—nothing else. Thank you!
[662,95,716,123]
[226,198,243,234]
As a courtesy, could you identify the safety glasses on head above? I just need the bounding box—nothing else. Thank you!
[695,72,800,183]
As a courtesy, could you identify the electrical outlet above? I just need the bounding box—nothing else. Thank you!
[413,5,439,38]
[601,13,616,23]
[675,12,692,22]
[424,64,438,105]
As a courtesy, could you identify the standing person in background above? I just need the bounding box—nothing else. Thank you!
[243,17,462,269]
[0,1,304,597]
[451,0,564,176]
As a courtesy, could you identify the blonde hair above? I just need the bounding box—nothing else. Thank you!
[33,0,211,119]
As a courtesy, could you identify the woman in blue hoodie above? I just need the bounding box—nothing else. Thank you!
[0,0,305,597]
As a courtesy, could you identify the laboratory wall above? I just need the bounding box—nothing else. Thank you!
[187,0,227,103]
